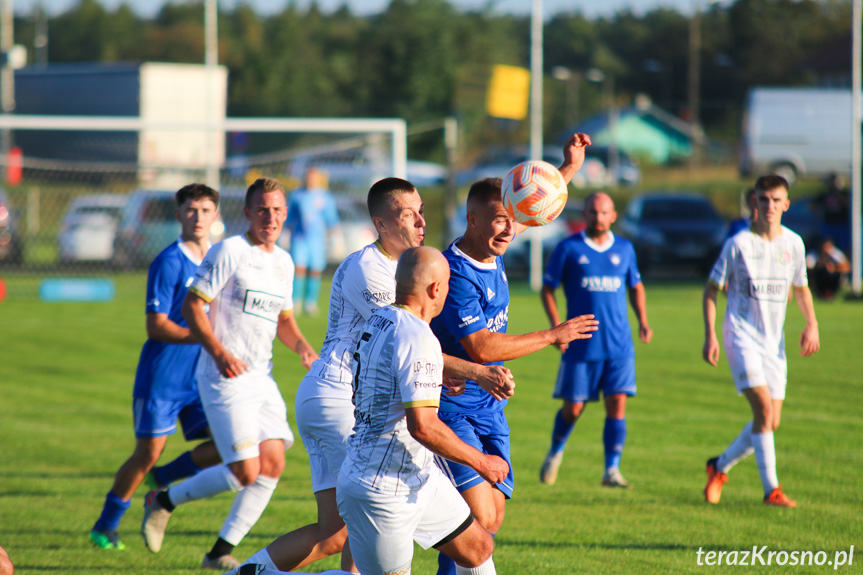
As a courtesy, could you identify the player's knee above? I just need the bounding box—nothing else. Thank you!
[471,505,498,532]
[229,461,259,486]
[318,527,348,557]
[461,529,494,567]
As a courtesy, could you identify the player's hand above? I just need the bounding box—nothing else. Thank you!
[558,132,592,183]
[639,324,653,344]
[475,365,515,401]
[555,341,569,354]
[552,314,598,345]
[216,352,248,379]
[297,343,319,370]
[702,334,720,366]
[799,324,820,357]
[442,377,467,396]
[477,454,510,485]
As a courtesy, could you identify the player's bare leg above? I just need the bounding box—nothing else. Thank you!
[436,518,496,574]
[461,483,506,535]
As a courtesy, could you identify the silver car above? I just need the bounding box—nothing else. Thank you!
[58,193,127,263]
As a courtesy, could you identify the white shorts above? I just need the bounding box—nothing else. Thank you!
[336,466,472,575]
[724,342,788,400]
[198,372,295,464]
[295,376,355,493]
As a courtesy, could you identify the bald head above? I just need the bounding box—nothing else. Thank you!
[583,192,617,240]
[585,192,614,212]
[396,247,449,296]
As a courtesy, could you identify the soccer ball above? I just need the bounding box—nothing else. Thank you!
[502,160,568,227]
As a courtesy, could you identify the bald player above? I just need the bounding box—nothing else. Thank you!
[335,246,507,575]
[539,192,652,488]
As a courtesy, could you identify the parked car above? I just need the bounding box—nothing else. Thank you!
[447,198,585,277]
[0,189,22,265]
[113,190,225,269]
[456,144,640,189]
[58,193,127,263]
[617,193,726,273]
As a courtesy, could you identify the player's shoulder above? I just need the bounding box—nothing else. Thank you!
[347,242,395,275]
[150,240,183,270]
[780,225,805,247]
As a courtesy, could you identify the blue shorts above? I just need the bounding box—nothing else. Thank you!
[553,357,636,403]
[290,236,327,272]
[133,397,209,440]
[435,410,513,498]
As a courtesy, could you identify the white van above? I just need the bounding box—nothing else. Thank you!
[739,87,856,185]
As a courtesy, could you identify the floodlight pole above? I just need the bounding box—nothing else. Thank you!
[529,0,544,291]
[852,0,861,295]
[1,0,13,168]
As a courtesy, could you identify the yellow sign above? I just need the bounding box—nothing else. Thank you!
[486,65,530,120]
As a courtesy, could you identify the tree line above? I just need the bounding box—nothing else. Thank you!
[12,0,853,160]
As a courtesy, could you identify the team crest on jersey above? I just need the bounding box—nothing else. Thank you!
[487,286,495,300]
[778,251,791,265]
[578,254,590,265]
[275,265,286,282]
[610,253,621,266]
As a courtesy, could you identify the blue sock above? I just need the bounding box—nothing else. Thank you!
[154,451,200,487]
[437,551,457,575]
[306,275,322,308]
[93,491,132,532]
[293,274,307,309]
[603,417,627,470]
[550,409,576,455]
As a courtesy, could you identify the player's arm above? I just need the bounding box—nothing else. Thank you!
[628,282,653,344]
[540,284,570,353]
[276,312,319,370]
[793,286,820,357]
[182,291,249,378]
[459,314,598,364]
[557,132,591,184]
[146,312,197,344]
[406,406,509,484]
[442,354,515,400]
[702,280,721,366]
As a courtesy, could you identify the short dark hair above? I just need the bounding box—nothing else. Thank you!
[755,174,789,195]
[367,177,416,219]
[466,177,503,211]
[176,183,219,207]
[245,177,285,208]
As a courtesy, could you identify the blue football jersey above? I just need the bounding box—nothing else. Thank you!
[543,231,641,362]
[286,188,339,241]
[133,240,204,401]
[431,240,510,414]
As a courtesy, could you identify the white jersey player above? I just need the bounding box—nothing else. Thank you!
[141,178,319,571]
[702,174,820,508]
[337,246,507,575]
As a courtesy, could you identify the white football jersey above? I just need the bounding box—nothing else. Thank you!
[190,234,294,379]
[305,241,398,396]
[709,227,807,355]
[341,305,444,494]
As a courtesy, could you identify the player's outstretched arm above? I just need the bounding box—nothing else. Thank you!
[146,312,197,344]
[557,132,592,184]
[442,354,515,400]
[182,292,249,378]
[793,286,820,357]
[702,281,721,366]
[460,315,598,364]
[277,314,319,369]
[407,406,509,484]
[628,283,653,344]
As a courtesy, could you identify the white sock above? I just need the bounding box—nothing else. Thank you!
[241,548,277,570]
[167,465,242,506]
[456,556,496,575]
[751,431,779,496]
[219,474,279,545]
[716,422,755,473]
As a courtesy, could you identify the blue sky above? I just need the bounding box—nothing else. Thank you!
[15,0,710,19]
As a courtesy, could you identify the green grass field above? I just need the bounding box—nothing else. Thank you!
[1,275,861,574]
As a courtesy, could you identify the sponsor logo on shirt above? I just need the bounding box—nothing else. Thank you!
[247,261,264,271]
[413,359,439,377]
[581,276,622,292]
[362,289,394,304]
[459,315,480,329]
[242,290,285,322]
[232,440,257,452]
[578,254,590,265]
[748,278,787,302]
[486,306,508,332]
[414,379,440,389]
[367,313,394,331]
[487,287,495,301]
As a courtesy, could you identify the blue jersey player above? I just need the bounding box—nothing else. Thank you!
[286,167,340,316]
[89,184,223,550]
[431,133,598,575]
[539,192,652,489]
